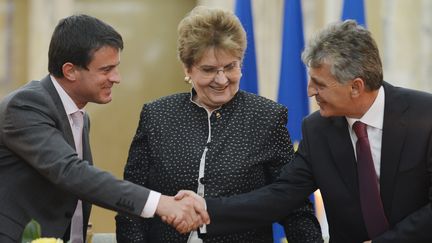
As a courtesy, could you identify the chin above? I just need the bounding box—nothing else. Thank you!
[319,109,332,118]
[215,99,231,106]
[95,97,112,104]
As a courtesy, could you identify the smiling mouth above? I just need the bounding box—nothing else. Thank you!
[210,86,228,92]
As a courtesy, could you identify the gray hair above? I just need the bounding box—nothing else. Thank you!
[302,20,382,90]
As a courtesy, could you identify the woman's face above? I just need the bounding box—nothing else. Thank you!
[185,47,242,111]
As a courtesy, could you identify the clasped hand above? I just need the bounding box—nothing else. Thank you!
[156,190,209,234]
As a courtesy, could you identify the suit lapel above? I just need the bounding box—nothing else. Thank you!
[41,75,93,228]
[380,82,408,216]
[326,116,359,197]
[41,75,93,165]
[40,76,76,148]
[82,113,93,165]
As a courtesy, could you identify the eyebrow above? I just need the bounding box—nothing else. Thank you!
[310,76,326,87]
[98,62,120,71]
[199,61,237,68]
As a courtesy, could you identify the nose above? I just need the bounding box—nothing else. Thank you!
[214,70,228,84]
[109,67,121,84]
[216,68,225,75]
[307,81,317,97]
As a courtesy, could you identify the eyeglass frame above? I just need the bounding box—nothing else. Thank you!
[193,61,242,79]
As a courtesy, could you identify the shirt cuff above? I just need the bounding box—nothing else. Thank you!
[140,190,161,218]
[199,224,207,234]
[199,199,207,233]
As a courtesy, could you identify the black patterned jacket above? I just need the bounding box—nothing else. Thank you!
[116,90,322,243]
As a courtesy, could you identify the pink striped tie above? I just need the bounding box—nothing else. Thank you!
[70,111,84,243]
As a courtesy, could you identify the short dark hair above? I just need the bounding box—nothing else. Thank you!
[48,14,123,78]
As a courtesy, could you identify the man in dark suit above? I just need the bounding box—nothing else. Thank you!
[0,14,208,242]
[174,20,432,242]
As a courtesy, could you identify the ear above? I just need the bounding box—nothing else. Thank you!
[350,78,365,98]
[62,62,77,81]
[183,64,192,77]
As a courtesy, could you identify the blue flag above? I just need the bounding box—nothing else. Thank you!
[235,0,258,94]
[277,0,308,142]
[275,1,308,242]
[342,0,366,26]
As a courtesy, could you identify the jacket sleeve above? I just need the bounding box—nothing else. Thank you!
[264,106,323,243]
[205,107,318,236]
[2,89,150,216]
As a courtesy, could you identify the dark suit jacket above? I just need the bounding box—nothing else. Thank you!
[206,82,432,243]
[0,75,150,241]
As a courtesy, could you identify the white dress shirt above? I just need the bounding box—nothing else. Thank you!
[346,86,385,178]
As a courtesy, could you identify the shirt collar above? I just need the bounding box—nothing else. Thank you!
[346,86,385,129]
[50,75,85,116]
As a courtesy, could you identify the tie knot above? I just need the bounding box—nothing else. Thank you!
[71,111,84,128]
[353,121,368,139]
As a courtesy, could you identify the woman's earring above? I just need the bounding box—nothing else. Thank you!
[184,76,192,84]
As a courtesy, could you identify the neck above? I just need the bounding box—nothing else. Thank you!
[192,96,220,113]
[351,89,379,119]
[56,76,87,109]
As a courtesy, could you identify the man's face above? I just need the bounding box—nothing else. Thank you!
[307,63,353,117]
[73,46,121,108]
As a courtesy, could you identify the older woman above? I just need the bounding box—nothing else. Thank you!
[116,6,322,243]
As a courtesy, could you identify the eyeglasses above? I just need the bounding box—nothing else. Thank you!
[194,61,242,79]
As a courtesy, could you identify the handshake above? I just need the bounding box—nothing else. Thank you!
[155,190,210,234]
